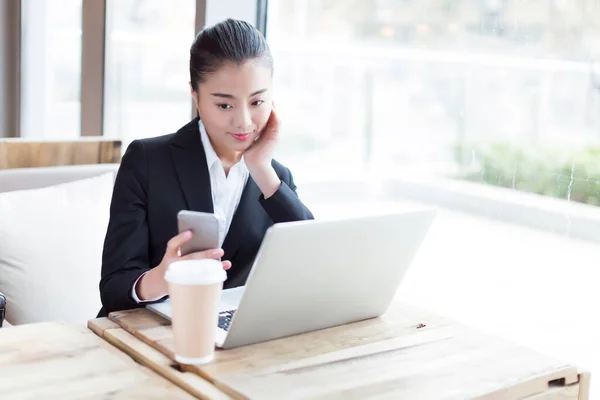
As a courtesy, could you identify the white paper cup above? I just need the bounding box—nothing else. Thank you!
[164,259,226,365]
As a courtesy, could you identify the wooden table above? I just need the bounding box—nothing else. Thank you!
[89,301,591,399]
[0,321,200,399]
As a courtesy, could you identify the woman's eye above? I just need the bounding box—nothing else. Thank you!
[218,104,232,110]
[252,100,264,106]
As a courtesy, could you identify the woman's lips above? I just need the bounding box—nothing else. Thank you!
[231,133,252,141]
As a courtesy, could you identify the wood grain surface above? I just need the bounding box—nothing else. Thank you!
[90,302,590,399]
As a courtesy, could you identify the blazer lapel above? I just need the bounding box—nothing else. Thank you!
[222,176,261,261]
[169,118,214,213]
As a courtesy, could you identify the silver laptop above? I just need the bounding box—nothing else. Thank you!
[148,208,437,349]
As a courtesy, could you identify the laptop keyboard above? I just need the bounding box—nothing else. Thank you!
[218,310,235,331]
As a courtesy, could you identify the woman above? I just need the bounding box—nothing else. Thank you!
[98,19,314,317]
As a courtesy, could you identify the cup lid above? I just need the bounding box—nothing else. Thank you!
[164,259,226,286]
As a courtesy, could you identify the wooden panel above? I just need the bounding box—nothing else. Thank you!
[578,372,591,400]
[214,325,578,400]
[0,138,121,169]
[0,322,194,399]
[522,383,579,400]
[102,302,588,400]
[87,316,119,337]
[108,302,453,378]
[89,318,231,400]
[100,139,121,163]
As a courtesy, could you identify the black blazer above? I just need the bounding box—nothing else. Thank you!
[98,118,314,317]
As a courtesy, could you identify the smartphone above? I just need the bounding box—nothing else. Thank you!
[177,210,219,256]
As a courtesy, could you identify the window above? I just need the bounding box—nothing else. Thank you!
[103,0,196,146]
[267,0,600,192]
[20,0,83,139]
[266,0,600,378]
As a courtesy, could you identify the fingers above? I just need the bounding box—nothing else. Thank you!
[166,230,192,256]
[262,108,279,138]
[269,107,280,132]
[180,248,224,261]
[178,251,231,269]
[165,233,232,273]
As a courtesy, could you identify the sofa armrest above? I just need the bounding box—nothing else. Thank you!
[0,291,6,328]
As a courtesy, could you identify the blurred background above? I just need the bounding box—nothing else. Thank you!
[9,0,600,203]
[2,0,600,396]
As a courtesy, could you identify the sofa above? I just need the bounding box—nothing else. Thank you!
[0,162,376,327]
[0,163,119,326]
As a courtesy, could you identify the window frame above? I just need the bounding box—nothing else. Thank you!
[3,0,262,138]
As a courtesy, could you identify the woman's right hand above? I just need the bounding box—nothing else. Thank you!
[159,230,231,272]
[135,231,231,301]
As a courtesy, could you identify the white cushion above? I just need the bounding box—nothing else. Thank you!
[0,163,119,193]
[0,173,113,325]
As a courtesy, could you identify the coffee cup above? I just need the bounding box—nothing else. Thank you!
[164,259,226,364]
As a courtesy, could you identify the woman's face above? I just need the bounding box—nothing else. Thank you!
[192,60,273,156]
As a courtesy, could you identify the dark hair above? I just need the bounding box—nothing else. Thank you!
[189,18,273,92]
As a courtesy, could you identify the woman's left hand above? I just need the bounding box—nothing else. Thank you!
[244,105,282,198]
[244,105,280,171]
